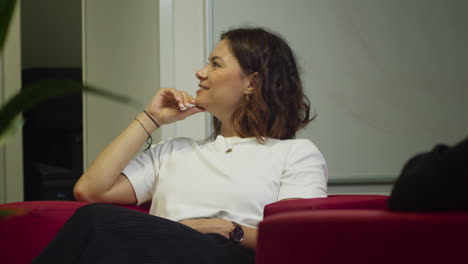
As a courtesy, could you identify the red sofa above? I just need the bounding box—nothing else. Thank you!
[257,195,468,264]
[0,201,150,263]
[1,195,468,264]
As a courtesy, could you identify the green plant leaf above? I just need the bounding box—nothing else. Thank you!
[0,79,142,145]
[0,207,27,219]
[0,0,17,52]
[0,114,22,145]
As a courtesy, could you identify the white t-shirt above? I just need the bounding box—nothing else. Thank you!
[122,135,328,228]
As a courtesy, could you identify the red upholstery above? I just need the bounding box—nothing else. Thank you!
[2,196,468,264]
[264,194,389,218]
[257,195,468,264]
[0,201,149,264]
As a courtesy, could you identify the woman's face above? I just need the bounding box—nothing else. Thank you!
[195,39,252,120]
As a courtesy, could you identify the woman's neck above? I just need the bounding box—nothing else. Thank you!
[220,127,238,137]
[220,120,238,137]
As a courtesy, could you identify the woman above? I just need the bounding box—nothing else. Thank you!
[32,27,328,264]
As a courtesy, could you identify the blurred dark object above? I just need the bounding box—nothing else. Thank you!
[22,68,83,201]
[388,136,468,211]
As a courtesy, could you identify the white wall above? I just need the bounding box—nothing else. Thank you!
[82,0,160,167]
[211,0,468,194]
[21,0,82,69]
[0,4,24,203]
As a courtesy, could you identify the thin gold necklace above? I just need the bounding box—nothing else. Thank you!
[223,136,242,154]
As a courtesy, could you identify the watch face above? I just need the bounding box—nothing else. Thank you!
[232,225,244,243]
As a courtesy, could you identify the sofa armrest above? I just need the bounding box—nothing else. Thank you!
[0,201,150,264]
[257,209,468,264]
[264,195,389,218]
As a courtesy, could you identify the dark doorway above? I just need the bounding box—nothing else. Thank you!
[21,0,83,201]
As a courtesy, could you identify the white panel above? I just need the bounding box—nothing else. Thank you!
[158,0,177,139]
[83,0,160,167]
[204,0,214,136]
[158,0,208,141]
[212,0,468,181]
[1,4,24,202]
[167,0,207,140]
[0,52,5,203]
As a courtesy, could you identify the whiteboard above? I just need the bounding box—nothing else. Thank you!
[211,0,468,181]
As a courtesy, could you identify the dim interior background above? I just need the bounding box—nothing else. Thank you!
[0,0,466,203]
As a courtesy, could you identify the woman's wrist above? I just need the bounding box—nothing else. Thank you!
[215,218,233,239]
[137,112,159,133]
[142,110,161,128]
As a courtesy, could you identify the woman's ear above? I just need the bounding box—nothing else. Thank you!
[245,72,259,95]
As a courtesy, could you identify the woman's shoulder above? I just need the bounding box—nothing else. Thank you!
[270,138,320,151]
[262,138,324,160]
[153,137,198,150]
[152,137,216,152]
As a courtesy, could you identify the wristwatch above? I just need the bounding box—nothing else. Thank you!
[229,221,244,243]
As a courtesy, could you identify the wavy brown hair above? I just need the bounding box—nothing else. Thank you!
[211,27,315,142]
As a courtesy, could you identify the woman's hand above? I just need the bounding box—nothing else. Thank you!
[145,88,205,126]
[179,218,232,239]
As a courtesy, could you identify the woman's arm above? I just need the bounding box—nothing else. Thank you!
[74,88,204,204]
[73,112,158,204]
[179,218,258,249]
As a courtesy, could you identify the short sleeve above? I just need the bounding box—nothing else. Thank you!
[277,139,328,201]
[122,144,162,206]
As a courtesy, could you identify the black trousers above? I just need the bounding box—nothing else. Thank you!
[31,203,255,264]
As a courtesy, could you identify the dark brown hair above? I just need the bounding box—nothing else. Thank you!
[212,27,314,142]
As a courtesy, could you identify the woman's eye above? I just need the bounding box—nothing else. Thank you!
[212,62,221,68]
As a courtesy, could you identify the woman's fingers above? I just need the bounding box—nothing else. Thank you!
[178,105,205,119]
[178,92,188,111]
[159,88,189,110]
[169,89,182,105]
[148,88,202,125]
[178,91,197,111]
[156,88,178,107]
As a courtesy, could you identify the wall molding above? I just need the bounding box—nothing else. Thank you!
[328,177,396,186]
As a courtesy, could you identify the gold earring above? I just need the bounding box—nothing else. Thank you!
[245,94,251,101]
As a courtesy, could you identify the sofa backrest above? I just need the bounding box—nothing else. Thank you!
[263,195,389,218]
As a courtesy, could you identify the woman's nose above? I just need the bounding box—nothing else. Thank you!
[196,66,207,80]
